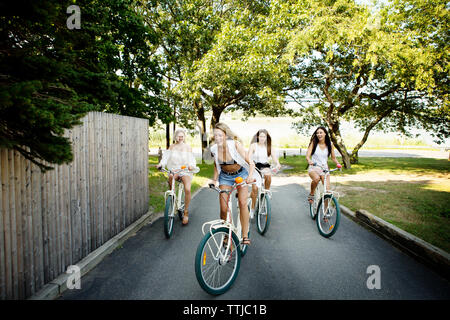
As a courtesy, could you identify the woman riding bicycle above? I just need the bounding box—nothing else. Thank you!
[209,122,260,246]
[157,128,198,225]
[306,126,341,204]
[247,129,281,217]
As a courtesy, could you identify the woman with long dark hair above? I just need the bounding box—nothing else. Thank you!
[306,127,341,203]
[247,129,281,217]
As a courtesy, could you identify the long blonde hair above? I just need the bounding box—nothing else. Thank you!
[214,122,242,144]
[173,128,186,143]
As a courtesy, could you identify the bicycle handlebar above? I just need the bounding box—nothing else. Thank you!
[255,166,279,176]
[158,166,200,174]
[311,162,342,172]
[208,180,256,194]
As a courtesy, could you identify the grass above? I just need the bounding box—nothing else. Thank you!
[279,155,450,253]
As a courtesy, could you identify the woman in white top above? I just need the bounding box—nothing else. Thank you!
[157,129,198,225]
[209,122,260,246]
[247,129,281,216]
[305,126,341,204]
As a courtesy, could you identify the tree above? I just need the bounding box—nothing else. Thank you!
[178,1,293,134]
[145,0,230,154]
[0,0,167,170]
[285,0,449,168]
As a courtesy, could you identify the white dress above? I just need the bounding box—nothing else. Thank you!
[160,149,196,177]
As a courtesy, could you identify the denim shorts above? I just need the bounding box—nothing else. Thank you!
[218,167,249,187]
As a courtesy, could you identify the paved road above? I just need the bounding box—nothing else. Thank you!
[59,176,450,300]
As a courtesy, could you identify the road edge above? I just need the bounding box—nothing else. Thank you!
[340,204,450,281]
[29,181,209,300]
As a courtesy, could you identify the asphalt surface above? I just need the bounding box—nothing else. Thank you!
[59,176,450,300]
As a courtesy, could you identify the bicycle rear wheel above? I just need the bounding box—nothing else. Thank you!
[309,182,322,220]
[316,194,340,238]
[257,193,271,235]
[195,227,241,295]
[164,196,175,238]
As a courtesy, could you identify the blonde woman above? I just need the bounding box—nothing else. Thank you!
[209,123,261,245]
[157,129,198,225]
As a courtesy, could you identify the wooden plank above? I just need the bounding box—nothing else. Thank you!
[113,115,121,234]
[83,113,91,254]
[88,112,96,250]
[79,115,88,257]
[103,114,109,242]
[0,149,8,299]
[119,116,125,231]
[31,160,44,293]
[70,128,81,264]
[7,149,19,299]
[23,155,35,296]
[54,162,62,275]
[13,150,25,299]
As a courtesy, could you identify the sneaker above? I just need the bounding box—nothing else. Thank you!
[249,208,254,219]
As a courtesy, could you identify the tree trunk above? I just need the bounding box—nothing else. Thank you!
[194,101,208,164]
[326,119,351,169]
[209,106,224,144]
[165,123,170,149]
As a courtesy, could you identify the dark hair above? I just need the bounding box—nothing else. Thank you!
[251,129,272,157]
[309,126,332,157]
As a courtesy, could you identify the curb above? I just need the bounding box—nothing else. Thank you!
[340,204,450,281]
[28,181,210,300]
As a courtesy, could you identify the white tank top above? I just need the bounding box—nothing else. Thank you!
[253,144,269,164]
[311,145,329,169]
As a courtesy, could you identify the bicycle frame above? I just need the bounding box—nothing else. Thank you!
[316,165,340,211]
[252,167,277,214]
[161,167,198,216]
[202,181,253,263]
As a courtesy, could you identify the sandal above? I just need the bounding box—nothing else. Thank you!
[182,212,189,225]
[242,237,251,246]
[308,194,314,204]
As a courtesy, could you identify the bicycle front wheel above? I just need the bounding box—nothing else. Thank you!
[195,227,241,295]
[164,196,175,238]
[257,194,271,235]
[316,195,340,238]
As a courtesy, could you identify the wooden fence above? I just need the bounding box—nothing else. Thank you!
[0,112,149,299]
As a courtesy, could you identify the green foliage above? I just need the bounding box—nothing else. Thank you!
[0,0,166,170]
[284,0,449,165]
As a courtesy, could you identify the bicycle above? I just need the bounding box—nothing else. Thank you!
[194,177,255,295]
[308,163,342,238]
[249,167,278,235]
[160,166,199,239]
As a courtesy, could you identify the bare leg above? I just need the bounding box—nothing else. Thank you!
[181,175,192,224]
[219,185,232,222]
[308,170,321,203]
[264,174,272,190]
[250,185,257,210]
[237,185,250,242]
